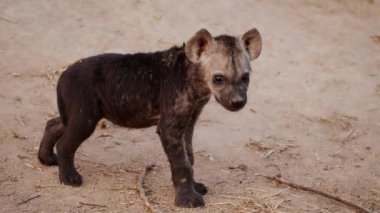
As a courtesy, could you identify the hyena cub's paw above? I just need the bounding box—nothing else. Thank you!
[175,191,205,208]
[59,169,83,187]
[194,181,208,195]
[38,152,58,166]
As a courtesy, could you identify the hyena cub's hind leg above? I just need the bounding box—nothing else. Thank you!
[38,117,65,166]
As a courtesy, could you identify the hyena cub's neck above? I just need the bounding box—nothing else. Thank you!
[160,44,211,100]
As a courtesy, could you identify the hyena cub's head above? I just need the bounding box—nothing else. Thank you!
[185,28,262,111]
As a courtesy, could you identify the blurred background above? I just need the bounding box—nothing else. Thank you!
[0,0,379,212]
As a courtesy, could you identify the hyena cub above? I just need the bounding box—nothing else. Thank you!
[38,28,262,207]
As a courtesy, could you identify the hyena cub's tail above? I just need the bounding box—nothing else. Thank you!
[57,84,69,126]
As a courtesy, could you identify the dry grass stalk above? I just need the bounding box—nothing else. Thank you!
[0,15,17,24]
[246,140,271,152]
[79,202,107,208]
[11,130,26,139]
[15,115,26,126]
[46,66,67,86]
[246,140,297,158]
[76,158,108,167]
[260,187,289,199]
[340,128,356,143]
[218,193,283,212]
[35,184,62,189]
[317,113,357,131]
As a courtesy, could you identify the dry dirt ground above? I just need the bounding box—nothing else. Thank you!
[1,0,379,212]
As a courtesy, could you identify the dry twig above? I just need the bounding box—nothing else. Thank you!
[17,195,41,205]
[35,184,62,189]
[259,174,371,213]
[340,128,356,143]
[0,15,17,24]
[79,202,107,208]
[76,158,108,167]
[15,115,26,126]
[137,163,160,213]
[11,130,26,139]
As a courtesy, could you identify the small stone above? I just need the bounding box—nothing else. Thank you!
[237,164,248,171]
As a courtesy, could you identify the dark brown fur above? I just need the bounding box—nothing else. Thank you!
[38,28,262,208]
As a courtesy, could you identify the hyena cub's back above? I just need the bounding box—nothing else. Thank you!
[57,52,165,128]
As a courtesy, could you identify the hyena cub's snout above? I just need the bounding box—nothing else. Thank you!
[227,92,247,111]
[214,84,248,111]
[230,93,247,110]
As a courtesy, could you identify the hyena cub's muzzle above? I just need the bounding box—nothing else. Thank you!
[215,87,248,112]
[229,93,247,111]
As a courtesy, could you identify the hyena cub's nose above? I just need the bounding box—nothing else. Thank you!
[230,97,246,109]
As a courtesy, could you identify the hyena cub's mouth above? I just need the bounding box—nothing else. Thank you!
[214,96,247,112]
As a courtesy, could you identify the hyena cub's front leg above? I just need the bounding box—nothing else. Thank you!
[184,124,208,195]
[183,104,209,195]
[158,116,204,208]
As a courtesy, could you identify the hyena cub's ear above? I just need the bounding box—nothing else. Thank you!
[185,29,213,63]
[242,28,262,61]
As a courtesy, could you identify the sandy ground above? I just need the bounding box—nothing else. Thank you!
[0,0,379,212]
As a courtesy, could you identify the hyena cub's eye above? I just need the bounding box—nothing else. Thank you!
[241,73,250,83]
[213,74,225,84]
